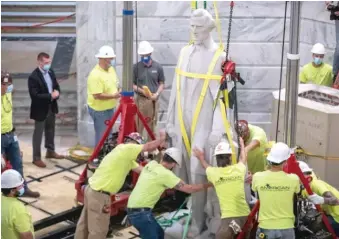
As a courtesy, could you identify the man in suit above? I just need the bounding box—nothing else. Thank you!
[28,52,64,168]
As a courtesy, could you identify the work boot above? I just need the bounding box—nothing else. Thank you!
[33,159,46,168]
[21,188,40,198]
[45,151,64,159]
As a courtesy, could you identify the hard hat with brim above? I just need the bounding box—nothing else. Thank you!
[1,169,24,189]
[267,142,293,164]
[95,45,116,58]
[298,161,313,173]
[164,147,182,168]
[138,41,154,55]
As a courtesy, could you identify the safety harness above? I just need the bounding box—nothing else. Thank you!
[175,1,237,164]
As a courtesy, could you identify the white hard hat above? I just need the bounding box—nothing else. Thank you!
[164,147,182,168]
[311,43,326,55]
[1,169,24,189]
[267,142,292,164]
[95,45,116,58]
[298,161,313,173]
[214,141,233,156]
[138,41,154,55]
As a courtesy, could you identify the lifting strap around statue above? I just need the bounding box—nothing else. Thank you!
[219,99,236,164]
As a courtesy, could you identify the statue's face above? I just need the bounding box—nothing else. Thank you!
[190,21,210,44]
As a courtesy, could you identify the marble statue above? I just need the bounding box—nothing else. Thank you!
[166,8,238,238]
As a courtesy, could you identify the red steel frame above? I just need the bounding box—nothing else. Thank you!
[237,154,337,239]
[75,92,157,216]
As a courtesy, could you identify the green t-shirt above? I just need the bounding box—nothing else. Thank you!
[299,62,333,87]
[89,144,142,194]
[252,171,300,229]
[246,124,268,174]
[1,195,34,239]
[128,161,181,209]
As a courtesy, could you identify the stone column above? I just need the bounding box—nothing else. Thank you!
[76,1,117,146]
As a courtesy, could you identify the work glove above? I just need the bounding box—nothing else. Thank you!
[308,194,325,205]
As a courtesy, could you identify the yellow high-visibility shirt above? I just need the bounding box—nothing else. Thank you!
[127,161,180,209]
[246,124,268,174]
[1,93,13,134]
[304,179,339,223]
[87,64,119,111]
[206,163,250,218]
[252,170,300,229]
[299,62,333,87]
[1,196,34,239]
[89,144,142,194]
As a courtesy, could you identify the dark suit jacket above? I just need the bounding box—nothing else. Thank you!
[28,68,61,121]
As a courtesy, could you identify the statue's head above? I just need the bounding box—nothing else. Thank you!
[190,9,216,44]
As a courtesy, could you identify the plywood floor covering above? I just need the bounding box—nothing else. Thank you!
[18,140,141,238]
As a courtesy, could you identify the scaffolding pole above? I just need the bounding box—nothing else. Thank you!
[122,1,134,91]
[284,1,301,147]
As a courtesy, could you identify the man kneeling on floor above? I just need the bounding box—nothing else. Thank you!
[193,137,251,239]
[127,147,212,239]
[1,169,34,239]
[74,131,166,239]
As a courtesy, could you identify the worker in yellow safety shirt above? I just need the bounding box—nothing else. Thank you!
[87,45,121,146]
[127,147,211,239]
[1,169,34,239]
[74,131,166,239]
[298,161,339,237]
[236,120,268,175]
[299,43,334,87]
[193,137,251,239]
[252,142,300,239]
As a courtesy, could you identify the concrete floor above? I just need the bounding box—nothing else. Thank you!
[15,130,140,238]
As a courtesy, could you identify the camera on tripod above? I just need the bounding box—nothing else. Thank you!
[327,2,339,20]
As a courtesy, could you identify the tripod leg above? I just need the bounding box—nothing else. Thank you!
[118,103,128,144]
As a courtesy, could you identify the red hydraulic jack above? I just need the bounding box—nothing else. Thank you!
[75,91,157,216]
[237,154,337,239]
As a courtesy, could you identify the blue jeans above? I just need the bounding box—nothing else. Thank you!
[1,132,27,189]
[88,106,115,146]
[328,215,339,237]
[256,228,295,239]
[128,210,164,239]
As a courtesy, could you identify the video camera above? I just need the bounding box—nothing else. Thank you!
[327,2,339,20]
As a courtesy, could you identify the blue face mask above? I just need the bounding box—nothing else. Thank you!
[110,59,116,67]
[141,56,151,64]
[17,187,25,197]
[313,57,323,65]
[6,84,13,93]
[43,64,51,71]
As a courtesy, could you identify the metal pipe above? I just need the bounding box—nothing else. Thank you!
[122,1,134,91]
[284,1,301,146]
[289,2,301,147]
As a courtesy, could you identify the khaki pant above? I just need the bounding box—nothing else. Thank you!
[216,216,250,239]
[135,95,159,139]
[74,186,111,239]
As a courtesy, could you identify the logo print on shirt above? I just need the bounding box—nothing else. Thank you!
[260,184,290,191]
[152,70,157,73]
[215,175,242,186]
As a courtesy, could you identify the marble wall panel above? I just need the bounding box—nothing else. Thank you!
[77,1,337,142]
[116,18,290,43]
[115,1,291,18]
[1,41,57,73]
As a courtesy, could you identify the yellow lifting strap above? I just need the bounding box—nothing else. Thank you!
[175,69,222,81]
[219,99,237,164]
